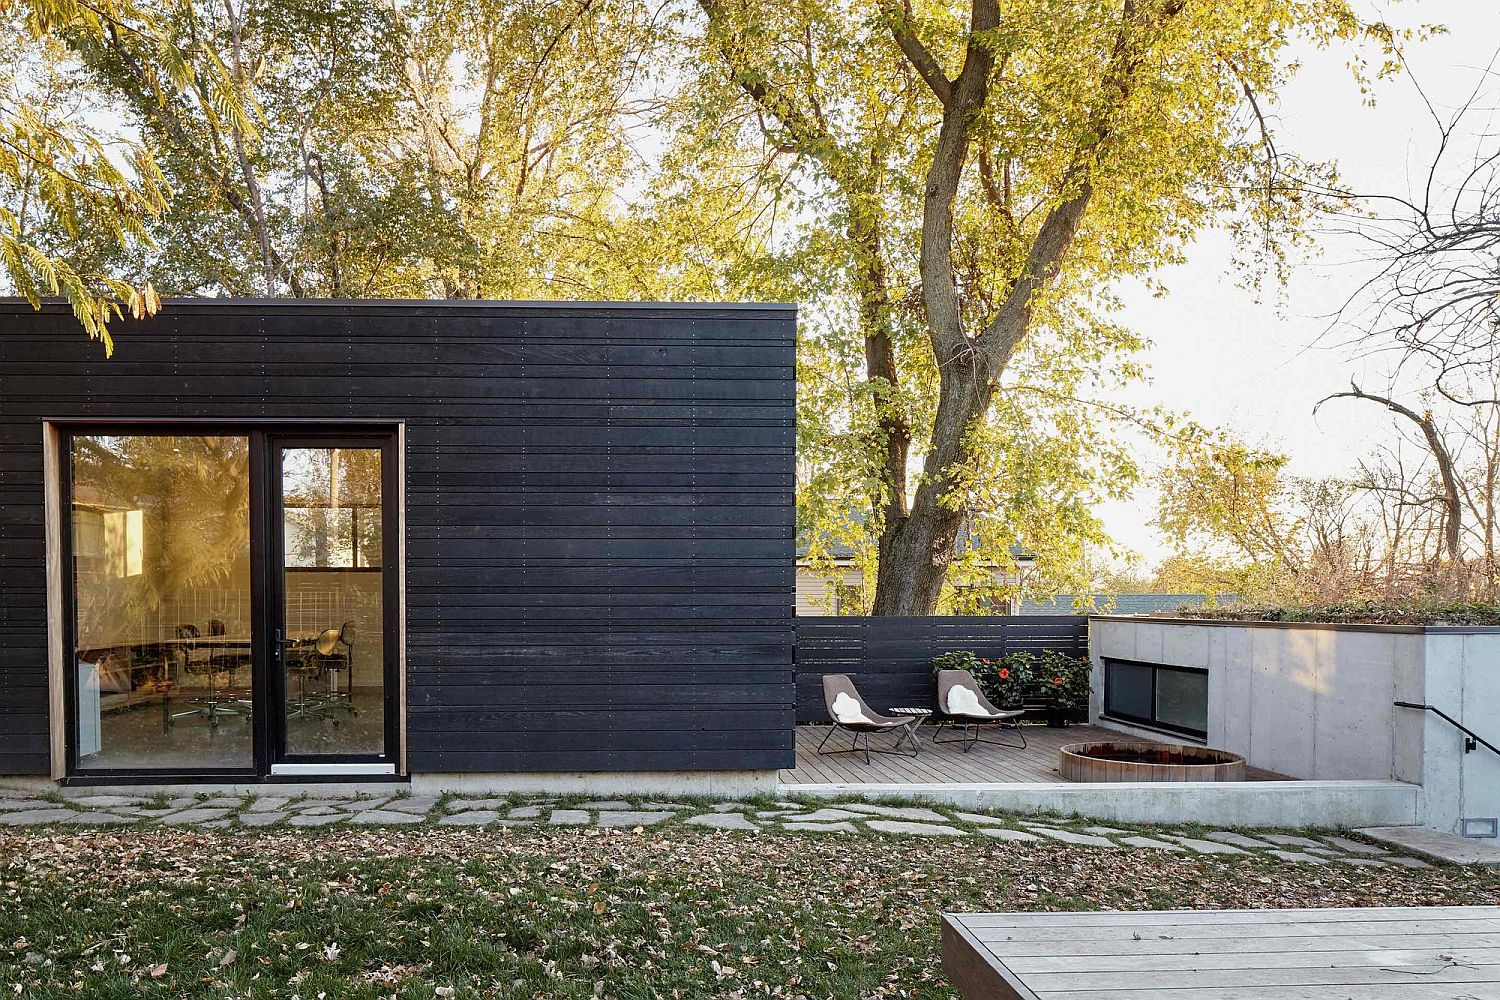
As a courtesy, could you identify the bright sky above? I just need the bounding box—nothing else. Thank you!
[1098,0,1499,565]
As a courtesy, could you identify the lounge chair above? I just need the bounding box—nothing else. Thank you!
[934,669,1027,752]
[817,674,919,762]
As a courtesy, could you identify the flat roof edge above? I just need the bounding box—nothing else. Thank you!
[1089,614,1500,634]
[0,297,798,313]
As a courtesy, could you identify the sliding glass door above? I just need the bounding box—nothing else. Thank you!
[270,439,396,772]
[69,433,255,772]
[64,427,397,778]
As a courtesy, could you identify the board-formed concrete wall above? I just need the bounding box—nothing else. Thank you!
[1089,617,1500,836]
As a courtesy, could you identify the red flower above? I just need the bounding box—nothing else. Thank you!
[998,668,1010,680]
[1052,676,1064,685]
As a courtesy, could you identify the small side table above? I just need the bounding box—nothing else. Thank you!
[889,707,933,750]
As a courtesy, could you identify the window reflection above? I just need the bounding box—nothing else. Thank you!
[71,435,253,770]
[281,447,386,756]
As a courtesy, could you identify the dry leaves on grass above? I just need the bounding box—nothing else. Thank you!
[1,825,1497,998]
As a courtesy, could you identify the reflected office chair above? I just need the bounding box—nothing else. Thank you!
[315,622,357,716]
[170,624,242,728]
[209,618,254,715]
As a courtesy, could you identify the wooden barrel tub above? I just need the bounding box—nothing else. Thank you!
[1059,741,1247,782]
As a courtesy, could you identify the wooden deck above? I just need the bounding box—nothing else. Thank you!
[779,723,1289,785]
[943,906,1500,999]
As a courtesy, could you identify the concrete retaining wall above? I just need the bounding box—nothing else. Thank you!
[1089,617,1500,837]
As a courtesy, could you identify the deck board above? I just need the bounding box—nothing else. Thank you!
[780,723,1289,785]
[943,907,1500,999]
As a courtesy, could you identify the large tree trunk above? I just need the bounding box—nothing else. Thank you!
[872,360,993,614]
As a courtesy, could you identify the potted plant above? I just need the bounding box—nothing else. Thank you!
[1038,650,1091,727]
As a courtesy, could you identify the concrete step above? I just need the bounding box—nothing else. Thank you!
[1356,825,1500,866]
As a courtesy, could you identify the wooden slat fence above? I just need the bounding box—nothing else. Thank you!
[794,615,1087,723]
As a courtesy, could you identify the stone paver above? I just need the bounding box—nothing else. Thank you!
[840,803,948,821]
[0,809,78,825]
[789,808,865,823]
[1206,830,1277,849]
[299,806,347,817]
[1031,828,1117,848]
[549,809,590,826]
[685,813,759,831]
[866,819,963,837]
[349,809,424,825]
[438,811,501,826]
[576,800,632,810]
[1118,835,1183,851]
[67,794,142,808]
[505,806,542,819]
[954,812,1008,825]
[248,797,290,811]
[1083,825,1128,835]
[446,798,503,811]
[1263,834,1323,849]
[1321,835,1388,856]
[979,828,1040,842]
[239,812,287,827]
[1385,856,1434,869]
[594,810,676,828]
[782,821,856,833]
[383,797,440,814]
[63,811,134,825]
[1164,835,1247,855]
[288,814,344,827]
[161,808,232,825]
[1267,849,1328,865]
[711,802,753,812]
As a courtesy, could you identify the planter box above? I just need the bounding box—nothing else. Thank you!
[1088,616,1500,838]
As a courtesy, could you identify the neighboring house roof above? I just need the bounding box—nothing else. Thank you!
[1017,593,1237,616]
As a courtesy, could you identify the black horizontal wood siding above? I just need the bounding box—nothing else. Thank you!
[0,299,796,775]
[794,616,1087,722]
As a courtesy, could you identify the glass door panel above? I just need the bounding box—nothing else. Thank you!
[275,444,389,760]
[69,434,254,771]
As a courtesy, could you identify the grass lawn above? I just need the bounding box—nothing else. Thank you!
[3,823,1498,999]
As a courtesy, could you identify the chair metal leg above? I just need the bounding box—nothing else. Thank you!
[932,717,1028,752]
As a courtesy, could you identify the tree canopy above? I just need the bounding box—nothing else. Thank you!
[4,0,1420,609]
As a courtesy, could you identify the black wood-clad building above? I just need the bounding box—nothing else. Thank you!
[0,300,796,786]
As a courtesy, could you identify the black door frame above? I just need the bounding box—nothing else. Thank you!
[56,421,402,784]
[263,433,400,771]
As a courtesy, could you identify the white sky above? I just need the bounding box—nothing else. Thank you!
[1098,0,1499,565]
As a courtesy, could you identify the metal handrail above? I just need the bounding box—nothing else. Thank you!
[1394,701,1500,757]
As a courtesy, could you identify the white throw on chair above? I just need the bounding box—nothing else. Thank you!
[933,669,1027,752]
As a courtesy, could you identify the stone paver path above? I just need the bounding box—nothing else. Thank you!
[0,788,1438,869]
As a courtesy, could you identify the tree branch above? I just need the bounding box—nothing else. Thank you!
[878,0,952,105]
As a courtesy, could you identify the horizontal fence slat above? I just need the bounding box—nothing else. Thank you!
[793,615,1088,723]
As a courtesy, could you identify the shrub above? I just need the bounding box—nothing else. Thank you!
[931,650,1033,707]
[1035,649,1091,711]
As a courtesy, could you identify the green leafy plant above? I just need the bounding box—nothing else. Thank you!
[931,651,1032,708]
[1035,650,1091,712]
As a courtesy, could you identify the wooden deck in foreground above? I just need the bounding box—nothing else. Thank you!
[779,723,1288,785]
[943,907,1500,999]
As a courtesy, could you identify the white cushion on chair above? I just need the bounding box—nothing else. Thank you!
[831,692,875,725]
[946,685,988,717]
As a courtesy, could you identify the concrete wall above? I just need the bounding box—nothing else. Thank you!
[1423,632,1500,835]
[1090,617,1500,836]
